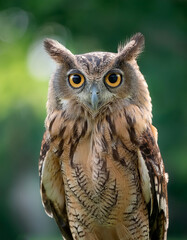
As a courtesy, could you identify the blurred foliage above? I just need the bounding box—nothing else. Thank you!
[0,0,187,239]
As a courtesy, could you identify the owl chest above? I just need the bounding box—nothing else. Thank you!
[58,125,141,225]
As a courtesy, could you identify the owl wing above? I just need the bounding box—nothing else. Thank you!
[39,132,73,240]
[137,125,169,240]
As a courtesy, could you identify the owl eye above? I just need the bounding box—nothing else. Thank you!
[105,73,122,88]
[68,73,85,88]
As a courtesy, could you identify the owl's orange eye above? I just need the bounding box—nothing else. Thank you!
[68,73,85,88]
[105,73,122,88]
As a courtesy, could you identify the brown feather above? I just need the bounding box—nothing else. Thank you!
[39,131,72,239]
[139,126,169,240]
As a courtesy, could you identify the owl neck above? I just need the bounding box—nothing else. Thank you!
[46,95,152,146]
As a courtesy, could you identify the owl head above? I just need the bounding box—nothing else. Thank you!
[44,33,152,120]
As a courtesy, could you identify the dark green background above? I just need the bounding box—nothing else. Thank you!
[0,0,186,239]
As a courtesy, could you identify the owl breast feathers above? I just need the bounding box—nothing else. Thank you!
[39,33,169,240]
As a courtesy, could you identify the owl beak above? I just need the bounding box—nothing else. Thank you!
[90,84,100,111]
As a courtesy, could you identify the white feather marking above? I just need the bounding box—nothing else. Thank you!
[151,125,158,142]
[160,196,168,227]
[60,99,69,110]
[157,193,160,207]
[41,151,65,216]
[137,149,153,214]
[154,176,158,192]
[165,172,169,183]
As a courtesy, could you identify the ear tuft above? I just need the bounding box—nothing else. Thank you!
[44,38,75,66]
[117,32,145,61]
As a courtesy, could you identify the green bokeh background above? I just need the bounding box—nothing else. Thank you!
[0,0,186,239]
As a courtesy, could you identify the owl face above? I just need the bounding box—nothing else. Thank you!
[45,33,150,117]
[62,53,131,113]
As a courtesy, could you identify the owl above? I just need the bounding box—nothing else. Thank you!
[39,33,169,240]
